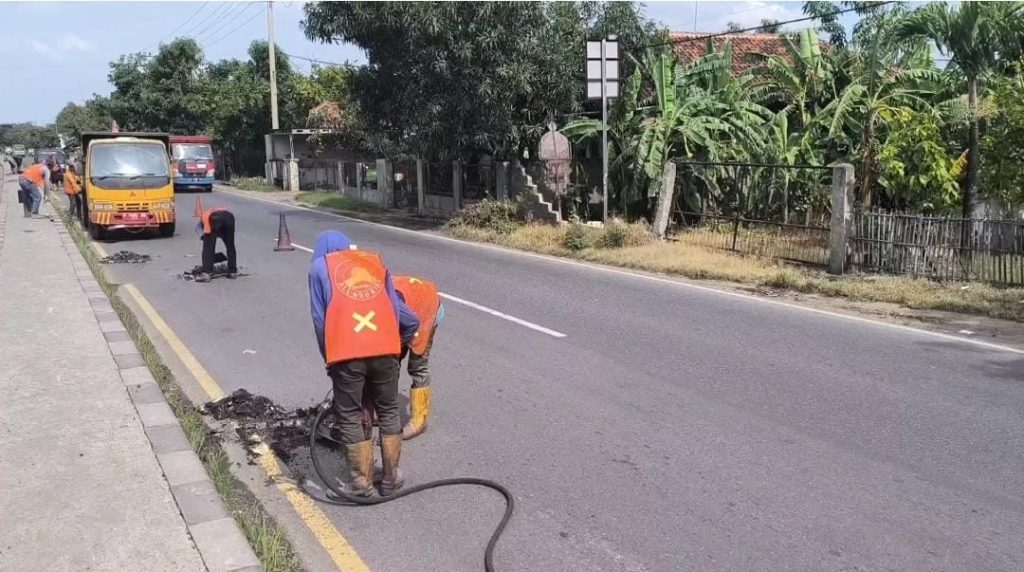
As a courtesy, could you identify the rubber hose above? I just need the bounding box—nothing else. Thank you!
[303,400,514,572]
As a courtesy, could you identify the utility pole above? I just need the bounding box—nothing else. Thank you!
[586,36,619,222]
[600,38,609,222]
[267,1,280,130]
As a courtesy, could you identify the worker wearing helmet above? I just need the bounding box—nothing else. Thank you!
[194,208,237,282]
[308,230,419,497]
[392,276,444,440]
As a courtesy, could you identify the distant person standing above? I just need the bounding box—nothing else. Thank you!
[63,163,82,220]
[18,161,47,218]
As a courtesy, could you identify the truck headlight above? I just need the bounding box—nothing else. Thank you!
[91,202,115,211]
[153,201,173,210]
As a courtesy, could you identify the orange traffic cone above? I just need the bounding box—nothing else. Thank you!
[274,212,295,251]
[193,195,204,218]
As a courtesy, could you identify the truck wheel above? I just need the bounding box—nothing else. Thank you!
[158,222,176,237]
[88,221,105,241]
[205,185,213,193]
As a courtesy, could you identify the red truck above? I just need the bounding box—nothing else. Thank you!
[170,135,215,192]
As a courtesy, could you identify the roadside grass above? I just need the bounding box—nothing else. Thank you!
[296,191,382,213]
[228,176,277,193]
[53,198,303,572]
[445,220,1024,322]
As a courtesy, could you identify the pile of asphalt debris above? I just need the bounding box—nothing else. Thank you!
[100,250,151,264]
[203,389,317,464]
[177,263,248,281]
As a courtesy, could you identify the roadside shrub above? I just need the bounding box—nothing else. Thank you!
[563,220,596,251]
[598,219,656,248]
[448,199,525,234]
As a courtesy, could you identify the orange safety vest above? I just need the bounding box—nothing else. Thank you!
[22,164,46,187]
[64,171,81,195]
[202,208,228,235]
[324,250,401,364]
[393,276,440,355]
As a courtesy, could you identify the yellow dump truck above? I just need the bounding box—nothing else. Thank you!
[80,132,176,239]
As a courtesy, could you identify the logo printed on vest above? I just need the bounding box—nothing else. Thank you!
[336,264,384,301]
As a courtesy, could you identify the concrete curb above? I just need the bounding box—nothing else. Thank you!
[53,217,262,572]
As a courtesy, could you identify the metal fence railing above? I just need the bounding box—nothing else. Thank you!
[392,161,418,211]
[851,210,1024,285]
[463,163,495,200]
[425,162,452,197]
[676,212,830,266]
[297,159,338,191]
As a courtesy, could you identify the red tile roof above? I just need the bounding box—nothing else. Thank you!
[669,32,792,76]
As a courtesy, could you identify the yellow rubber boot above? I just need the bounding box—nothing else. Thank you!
[343,440,376,497]
[379,434,404,496]
[402,387,431,440]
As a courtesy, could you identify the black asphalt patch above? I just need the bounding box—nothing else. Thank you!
[203,389,316,464]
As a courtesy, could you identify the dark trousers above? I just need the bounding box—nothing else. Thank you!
[201,211,236,273]
[400,326,436,388]
[330,356,401,444]
[67,194,81,219]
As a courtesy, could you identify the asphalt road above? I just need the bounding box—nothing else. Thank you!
[98,188,1024,572]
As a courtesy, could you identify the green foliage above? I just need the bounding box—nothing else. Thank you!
[448,199,526,234]
[55,97,113,143]
[0,123,60,149]
[563,220,595,251]
[980,72,1024,208]
[876,108,959,211]
[302,1,664,159]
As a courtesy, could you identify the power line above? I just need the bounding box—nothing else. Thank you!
[202,5,265,50]
[145,1,210,51]
[188,2,235,42]
[281,52,353,68]
[195,2,256,45]
[640,1,897,50]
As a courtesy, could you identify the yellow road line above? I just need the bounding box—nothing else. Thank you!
[256,443,372,572]
[120,282,369,571]
[122,283,226,401]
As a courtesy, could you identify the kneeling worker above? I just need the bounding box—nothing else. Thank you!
[308,231,419,497]
[195,208,237,282]
[393,276,444,440]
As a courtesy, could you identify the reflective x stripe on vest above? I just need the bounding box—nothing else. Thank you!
[324,250,401,364]
[202,208,228,235]
[393,276,440,355]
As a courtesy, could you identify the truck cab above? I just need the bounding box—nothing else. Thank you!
[81,132,176,239]
[170,135,215,192]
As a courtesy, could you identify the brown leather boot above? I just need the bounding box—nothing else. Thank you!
[343,440,376,497]
[379,434,404,496]
[402,387,431,440]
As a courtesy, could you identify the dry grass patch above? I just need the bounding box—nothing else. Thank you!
[444,221,1024,322]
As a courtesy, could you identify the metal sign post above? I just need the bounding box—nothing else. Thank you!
[586,36,619,222]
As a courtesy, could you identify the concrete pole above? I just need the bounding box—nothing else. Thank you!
[452,160,463,210]
[828,163,855,275]
[416,159,425,216]
[377,158,392,208]
[267,1,280,130]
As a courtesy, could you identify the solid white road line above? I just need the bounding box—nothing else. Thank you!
[228,188,1021,355]
[288,240,567,339]
[437,292,567,338]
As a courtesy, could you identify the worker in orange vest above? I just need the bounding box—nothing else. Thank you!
[393,276,444,440]
[308,230,419,497]
[63,164,82,220]
[18,161,48,218]
[194,208,237,282]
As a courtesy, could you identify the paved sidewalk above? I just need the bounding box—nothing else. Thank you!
[0,175,256,571]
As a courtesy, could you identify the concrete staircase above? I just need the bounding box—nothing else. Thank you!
[512,162,561,223]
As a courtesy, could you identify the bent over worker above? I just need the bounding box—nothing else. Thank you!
[308,230,419,497]
[18,161,47,218]
[393,276,444,440]
[194,208,237,282]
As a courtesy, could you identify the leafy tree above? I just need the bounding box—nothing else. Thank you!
[751,28,828,130]
[897,1,1024,218]
[55,97,113,143]
[875,108,959,211]
[979,70,1024,209]
[0,123,60,149]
